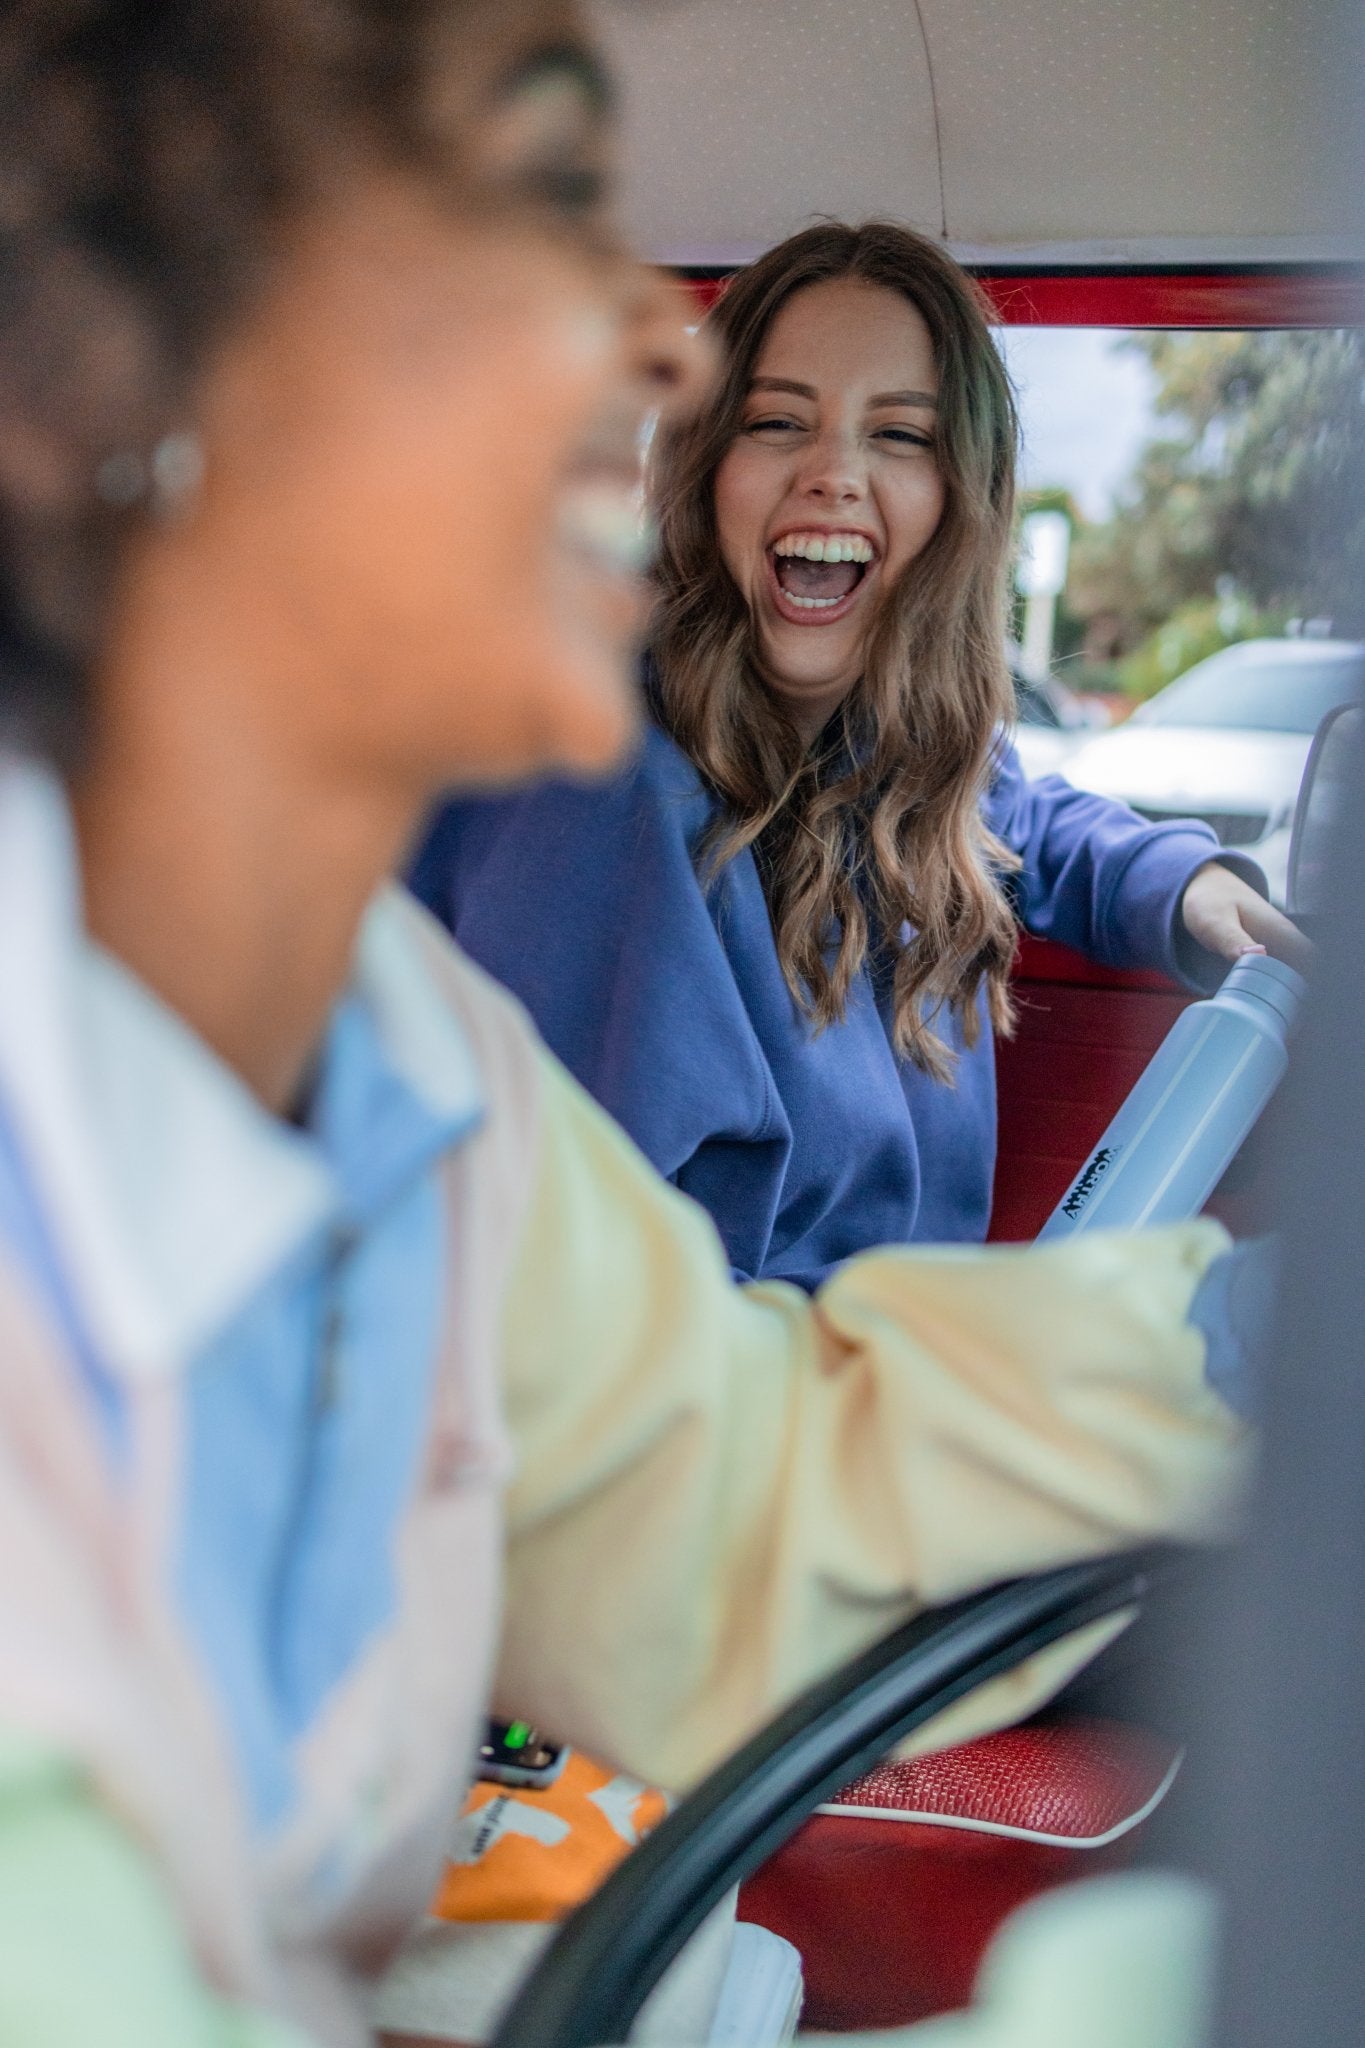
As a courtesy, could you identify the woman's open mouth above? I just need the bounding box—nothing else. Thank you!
[558,478,656,583]
[557,403,658,608]
[766,530,876,626]
[548,469,659,675]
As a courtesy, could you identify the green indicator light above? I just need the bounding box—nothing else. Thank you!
[505,1720,533,1752]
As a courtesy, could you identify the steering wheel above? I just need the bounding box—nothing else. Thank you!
[489,1544,1191,2048]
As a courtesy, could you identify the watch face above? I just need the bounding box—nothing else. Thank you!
[483,1719,555,1766]
[480,1719,566,1783]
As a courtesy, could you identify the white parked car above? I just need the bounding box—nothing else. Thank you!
[1058,637,1365,904]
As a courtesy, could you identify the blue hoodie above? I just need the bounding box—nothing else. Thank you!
[411,725,1257,1289]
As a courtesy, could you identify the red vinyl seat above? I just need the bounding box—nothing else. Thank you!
[737,1717,1182,2029]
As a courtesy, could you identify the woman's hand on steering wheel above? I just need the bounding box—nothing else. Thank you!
[1181,861,1312,973]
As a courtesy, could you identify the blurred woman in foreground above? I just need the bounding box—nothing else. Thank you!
[0,4,1243,2044]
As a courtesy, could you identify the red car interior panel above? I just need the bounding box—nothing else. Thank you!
[738,1718,1181,2030]
[988,937,1193,1241]
[974,267,1365,328]
[680,267,1365,329]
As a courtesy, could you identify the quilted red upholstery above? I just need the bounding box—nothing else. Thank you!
[832,1719,1178,1840]
[738,1718,1181,2030]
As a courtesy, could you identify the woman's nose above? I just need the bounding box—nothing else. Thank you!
[796,427,867,502]
[624,266,718,428]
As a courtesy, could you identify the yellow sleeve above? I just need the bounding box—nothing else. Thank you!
[494,1051,1246,1791]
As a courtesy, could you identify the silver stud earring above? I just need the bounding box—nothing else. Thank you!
[149,432,205,521]
[96,430,204,521]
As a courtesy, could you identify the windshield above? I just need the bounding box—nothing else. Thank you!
[1133,644,1365,733]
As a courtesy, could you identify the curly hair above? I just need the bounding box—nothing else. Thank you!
[0,0,572,765]
[649,221,1022,1079]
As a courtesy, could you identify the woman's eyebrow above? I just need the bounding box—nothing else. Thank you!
[748,378,938,409]
[496,41,616,118]
[749,376,818,400]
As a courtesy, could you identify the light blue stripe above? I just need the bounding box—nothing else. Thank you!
[174,995,477,1830]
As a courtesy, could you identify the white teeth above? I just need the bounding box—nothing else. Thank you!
[559,484,656,576]
[786,593,844,609]
[771,532,874,564]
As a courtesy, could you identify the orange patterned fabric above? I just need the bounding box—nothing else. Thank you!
[431,1751,671,1924]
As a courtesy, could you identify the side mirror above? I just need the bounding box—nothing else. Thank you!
[1288,701,1364,921]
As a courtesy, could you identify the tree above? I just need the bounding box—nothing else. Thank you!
[1067,330,1365,692]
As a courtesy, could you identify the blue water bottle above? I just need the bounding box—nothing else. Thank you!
[1036,952,1305,1241]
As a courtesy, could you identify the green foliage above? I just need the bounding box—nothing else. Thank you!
[1114,596,1288,702]
[1067,329,1365,692]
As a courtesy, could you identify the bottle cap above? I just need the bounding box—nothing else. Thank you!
[1221,951,1305,1031]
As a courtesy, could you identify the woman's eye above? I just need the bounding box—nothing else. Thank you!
[523,158,608,217]
[478,47,615,223]
[745,416,804,436]
[875,425,934,449]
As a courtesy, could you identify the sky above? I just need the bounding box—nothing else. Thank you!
[995,327,1158,521]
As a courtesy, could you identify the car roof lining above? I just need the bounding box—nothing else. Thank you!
[593,0,1365,269]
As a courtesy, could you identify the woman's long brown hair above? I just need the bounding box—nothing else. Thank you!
[649,221,1022,1079]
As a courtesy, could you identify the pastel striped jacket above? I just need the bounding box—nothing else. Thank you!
[0,756,1244,2046]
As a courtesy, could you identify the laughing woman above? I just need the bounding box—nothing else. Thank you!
[414,221,1304,1286]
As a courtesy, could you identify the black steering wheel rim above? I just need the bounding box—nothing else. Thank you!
[490,1544,1195,2048]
